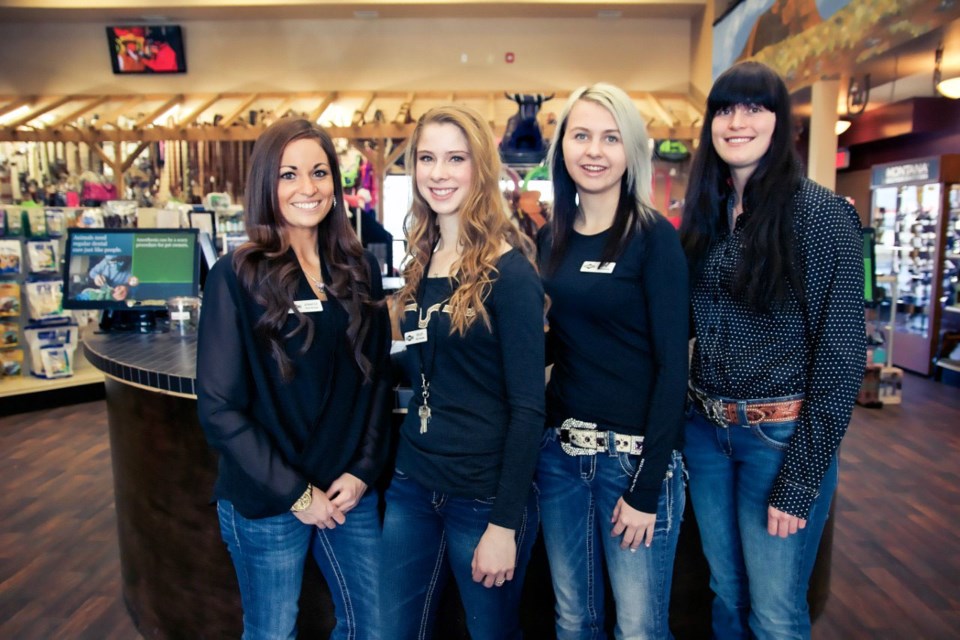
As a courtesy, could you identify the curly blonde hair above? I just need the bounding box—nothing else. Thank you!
[398,104,535,334]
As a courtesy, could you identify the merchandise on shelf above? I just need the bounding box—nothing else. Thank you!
[0,348,23,377]
[23,322,79,379]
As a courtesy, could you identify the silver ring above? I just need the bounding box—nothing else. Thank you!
[495,578,505,586]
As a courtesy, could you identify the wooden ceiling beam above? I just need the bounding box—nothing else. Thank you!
[133,95,183,129]
[94,97,143,128]
[393,92,415,125]
[218,93,260,128]
[642,92,679,128]
[309,92,337,123]
[271,95,297,120]
[351,92,377,127]
[120,141,151,173]
[178,94,221,127]
[7,95,76,128]
[0,96,36,121]
[48,96,111,129]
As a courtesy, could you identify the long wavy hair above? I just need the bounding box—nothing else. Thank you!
[544,82,658,275]
[397,105,535,334]
[679,61,804,311]
[233,118,376,380]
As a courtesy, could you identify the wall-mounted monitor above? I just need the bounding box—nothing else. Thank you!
[107,25,187,74]
[63,228,199,312]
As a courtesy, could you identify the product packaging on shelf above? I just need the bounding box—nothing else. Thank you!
[26,240,58,273]
[0,348,24,378]
[23,321,78,379]
[0,239,22,275]
[0,282,20,316]
[1,320,18,347]
[25,280,67,322]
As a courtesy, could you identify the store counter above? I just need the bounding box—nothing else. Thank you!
[85,331,832,639]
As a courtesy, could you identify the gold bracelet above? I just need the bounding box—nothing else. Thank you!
[290,483,313,512]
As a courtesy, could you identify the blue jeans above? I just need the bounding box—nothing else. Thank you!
[380,468,539,640]
[217,493,381,640]
[537,430,685,640]
[684,409,838,640]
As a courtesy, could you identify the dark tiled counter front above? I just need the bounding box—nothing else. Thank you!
[83,332,198,397]
[82,332,335,639]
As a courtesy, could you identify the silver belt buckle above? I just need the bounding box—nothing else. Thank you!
[703,395,727,427]
[560,418,599,456]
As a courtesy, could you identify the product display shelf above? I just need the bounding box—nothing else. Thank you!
[0,347,103,398]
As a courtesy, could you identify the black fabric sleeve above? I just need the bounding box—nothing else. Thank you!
[196,259,307,512]
[622,219,690,513]
[346,252,394,487]
[489,255,547,529]
[536,224,556,368]
[769,195,866,518]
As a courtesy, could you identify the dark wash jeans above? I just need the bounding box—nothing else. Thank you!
[217,493,381,640]
[380,468,539,640]
[684,408,838,640]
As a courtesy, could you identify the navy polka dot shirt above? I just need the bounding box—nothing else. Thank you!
[690,178,867,519]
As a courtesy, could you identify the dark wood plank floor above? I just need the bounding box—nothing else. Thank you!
[0,373,957,639]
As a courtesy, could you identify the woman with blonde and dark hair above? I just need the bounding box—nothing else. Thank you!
[197,118,392,640]
[380,104,545,640]
[537,83,689,639]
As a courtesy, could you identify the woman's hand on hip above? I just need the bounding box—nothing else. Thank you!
[611,497,656,550]
[326,473,368,514]
[767,505,806,537]
[471,523,517,588]
[293,486,346,529]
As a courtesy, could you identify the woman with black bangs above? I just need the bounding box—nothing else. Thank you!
[679,61,865,639]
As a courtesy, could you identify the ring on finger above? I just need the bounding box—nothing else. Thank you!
[494,578,505,586]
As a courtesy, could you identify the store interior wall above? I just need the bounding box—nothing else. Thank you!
[0,17,692,95]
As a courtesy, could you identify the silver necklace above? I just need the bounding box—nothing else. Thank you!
[303,269,325,292]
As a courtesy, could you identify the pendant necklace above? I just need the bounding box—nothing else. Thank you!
[415,243,447,434]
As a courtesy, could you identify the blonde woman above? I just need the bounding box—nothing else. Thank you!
[380,105,545,640]
[537,84,689,639]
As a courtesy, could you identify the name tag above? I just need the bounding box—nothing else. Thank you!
[404,328,428,345]
[290,299,323,314]
[580,261,616,274]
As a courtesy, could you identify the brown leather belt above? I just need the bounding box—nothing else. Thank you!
[688,386,803,427]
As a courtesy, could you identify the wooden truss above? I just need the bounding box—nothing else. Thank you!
[0,90,703,216]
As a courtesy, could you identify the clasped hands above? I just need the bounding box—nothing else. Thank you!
[291,472,367,529]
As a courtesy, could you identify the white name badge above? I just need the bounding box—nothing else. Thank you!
[580,261,616,274]
[290,299,323,314]
[404,328,428,345]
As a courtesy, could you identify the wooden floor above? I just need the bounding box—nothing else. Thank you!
[0,374,957,639]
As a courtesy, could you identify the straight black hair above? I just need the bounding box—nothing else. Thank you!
[679,61,805,312]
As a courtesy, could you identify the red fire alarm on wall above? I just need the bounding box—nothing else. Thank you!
[505,52,515,64]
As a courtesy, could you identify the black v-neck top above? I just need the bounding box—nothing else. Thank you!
[396,249,545,530]
[197,250,393,519]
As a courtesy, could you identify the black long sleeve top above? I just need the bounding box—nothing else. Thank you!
[690,178,866,519]
[196,250,393,519]
[396,249,545,530]
[538,215,690,513]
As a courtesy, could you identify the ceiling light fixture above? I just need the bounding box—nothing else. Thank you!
[835,119,852,135]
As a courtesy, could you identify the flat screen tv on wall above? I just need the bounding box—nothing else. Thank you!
[107,25,187,74]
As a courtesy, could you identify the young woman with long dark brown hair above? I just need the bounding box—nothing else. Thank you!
[197,118,392,640]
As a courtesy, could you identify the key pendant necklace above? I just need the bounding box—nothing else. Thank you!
[419,373,432,433]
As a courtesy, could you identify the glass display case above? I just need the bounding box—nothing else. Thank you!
[870,155,960,375]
